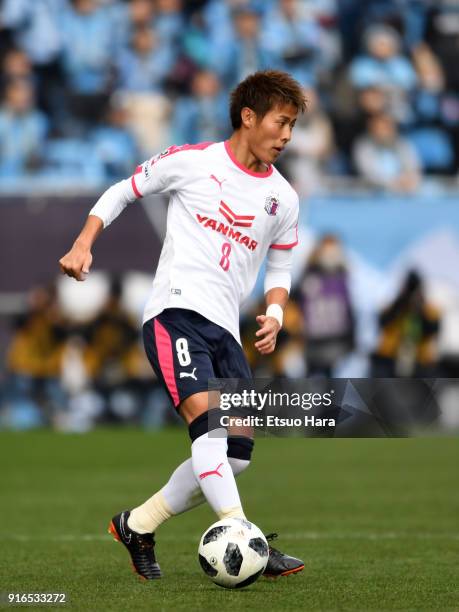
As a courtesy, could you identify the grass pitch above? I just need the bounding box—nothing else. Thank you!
[0,428,458,611]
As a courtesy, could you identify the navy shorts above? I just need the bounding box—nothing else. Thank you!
[143,308,252,408]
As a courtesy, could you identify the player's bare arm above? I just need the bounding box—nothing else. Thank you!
[255,287,288,355]
[59,214,103,281]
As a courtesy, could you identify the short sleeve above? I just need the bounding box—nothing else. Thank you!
[270,194,299,250]
[130,142,213,198]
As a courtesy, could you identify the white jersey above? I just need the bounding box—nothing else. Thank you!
[90,140,299,343]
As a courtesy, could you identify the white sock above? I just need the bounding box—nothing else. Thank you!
[127,456,250,534]
[191,429,245,519]
[162,456,250,514]
[127,490,173,534]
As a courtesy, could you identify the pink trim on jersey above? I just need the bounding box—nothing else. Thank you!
[131,174,142,198]
[270,225,299,249]
[224,140,273,178]
[151,142,214,165]
[154,319,180,407]
[270,241,298,250]
[173,141,214,152]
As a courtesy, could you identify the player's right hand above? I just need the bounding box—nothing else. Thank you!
[59,243,93,281]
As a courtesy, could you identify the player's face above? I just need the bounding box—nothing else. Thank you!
[250,103,298,165]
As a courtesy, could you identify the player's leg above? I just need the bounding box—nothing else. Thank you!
[179,391,246,520]
[109,309,211,579]
[138,310,247,519]
[125,319,254,526]
[214,331,305,579]
[126,394,251,537]
[109,310,250,579]
[153,434,254,517]
[108,431,253,581]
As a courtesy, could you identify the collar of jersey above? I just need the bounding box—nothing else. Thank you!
[224,140,273,178]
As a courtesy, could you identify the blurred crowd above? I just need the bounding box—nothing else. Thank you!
[1,277,177,430]
[1,233,458,431]
[243,235,449,379]
[1,0,459,194]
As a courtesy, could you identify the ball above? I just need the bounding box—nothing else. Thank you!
[198,518,269,589]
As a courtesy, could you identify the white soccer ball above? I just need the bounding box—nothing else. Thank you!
[198,518,269,589]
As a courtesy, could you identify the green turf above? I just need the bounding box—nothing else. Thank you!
[0,429,458,611]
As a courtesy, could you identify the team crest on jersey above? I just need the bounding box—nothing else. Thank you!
[264,193,280,216]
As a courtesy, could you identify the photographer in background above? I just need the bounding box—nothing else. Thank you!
[294,234,355,377]
[371,270,441,377]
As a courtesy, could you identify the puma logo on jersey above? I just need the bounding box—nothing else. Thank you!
[180,368,197,380]
[196,214,258,251]
[210,174,226,190]
[199,462,224,480]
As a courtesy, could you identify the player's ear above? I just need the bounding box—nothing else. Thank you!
[241,107,255,129]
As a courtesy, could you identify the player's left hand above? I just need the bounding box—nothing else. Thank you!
[254,315,280,355]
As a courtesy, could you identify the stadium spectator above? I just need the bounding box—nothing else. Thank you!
[411,43,445,123]
[180,1,250,86]
[209,4,275,88]
[353,113,421,193]
[261,0,322,85]
[58,0,116,126]
[90,98,139,180]
[338,0,427,59]
[1,48,33,84]
[299,0,341,76]
[174,8,218,97]
[172,70,229,144]
[115,93,170,159]
[80,277,150,423]
[426,2,459,93]
[283,86,337,195]
[0,79,48,179]
[293,235,355,377]
[335,81,418,164]
[408,43,454,174]
[424,15,459,172]
[371,270,441,377]
[0,0,64,122]
[129,0,155,26]
[338,86,391,156]
[109,0,156,55]
[358,86,390,119]
[349,24,417,123]
[156,0,185,48]
[200,0,267,56]
[0,0,61,67]
[4,285,67,428]
[116,24,175,93]
[115,22,173,156]
[329,81,390,164]
[0,1,457,189]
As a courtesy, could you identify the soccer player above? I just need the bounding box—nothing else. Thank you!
[59,70,306,580]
